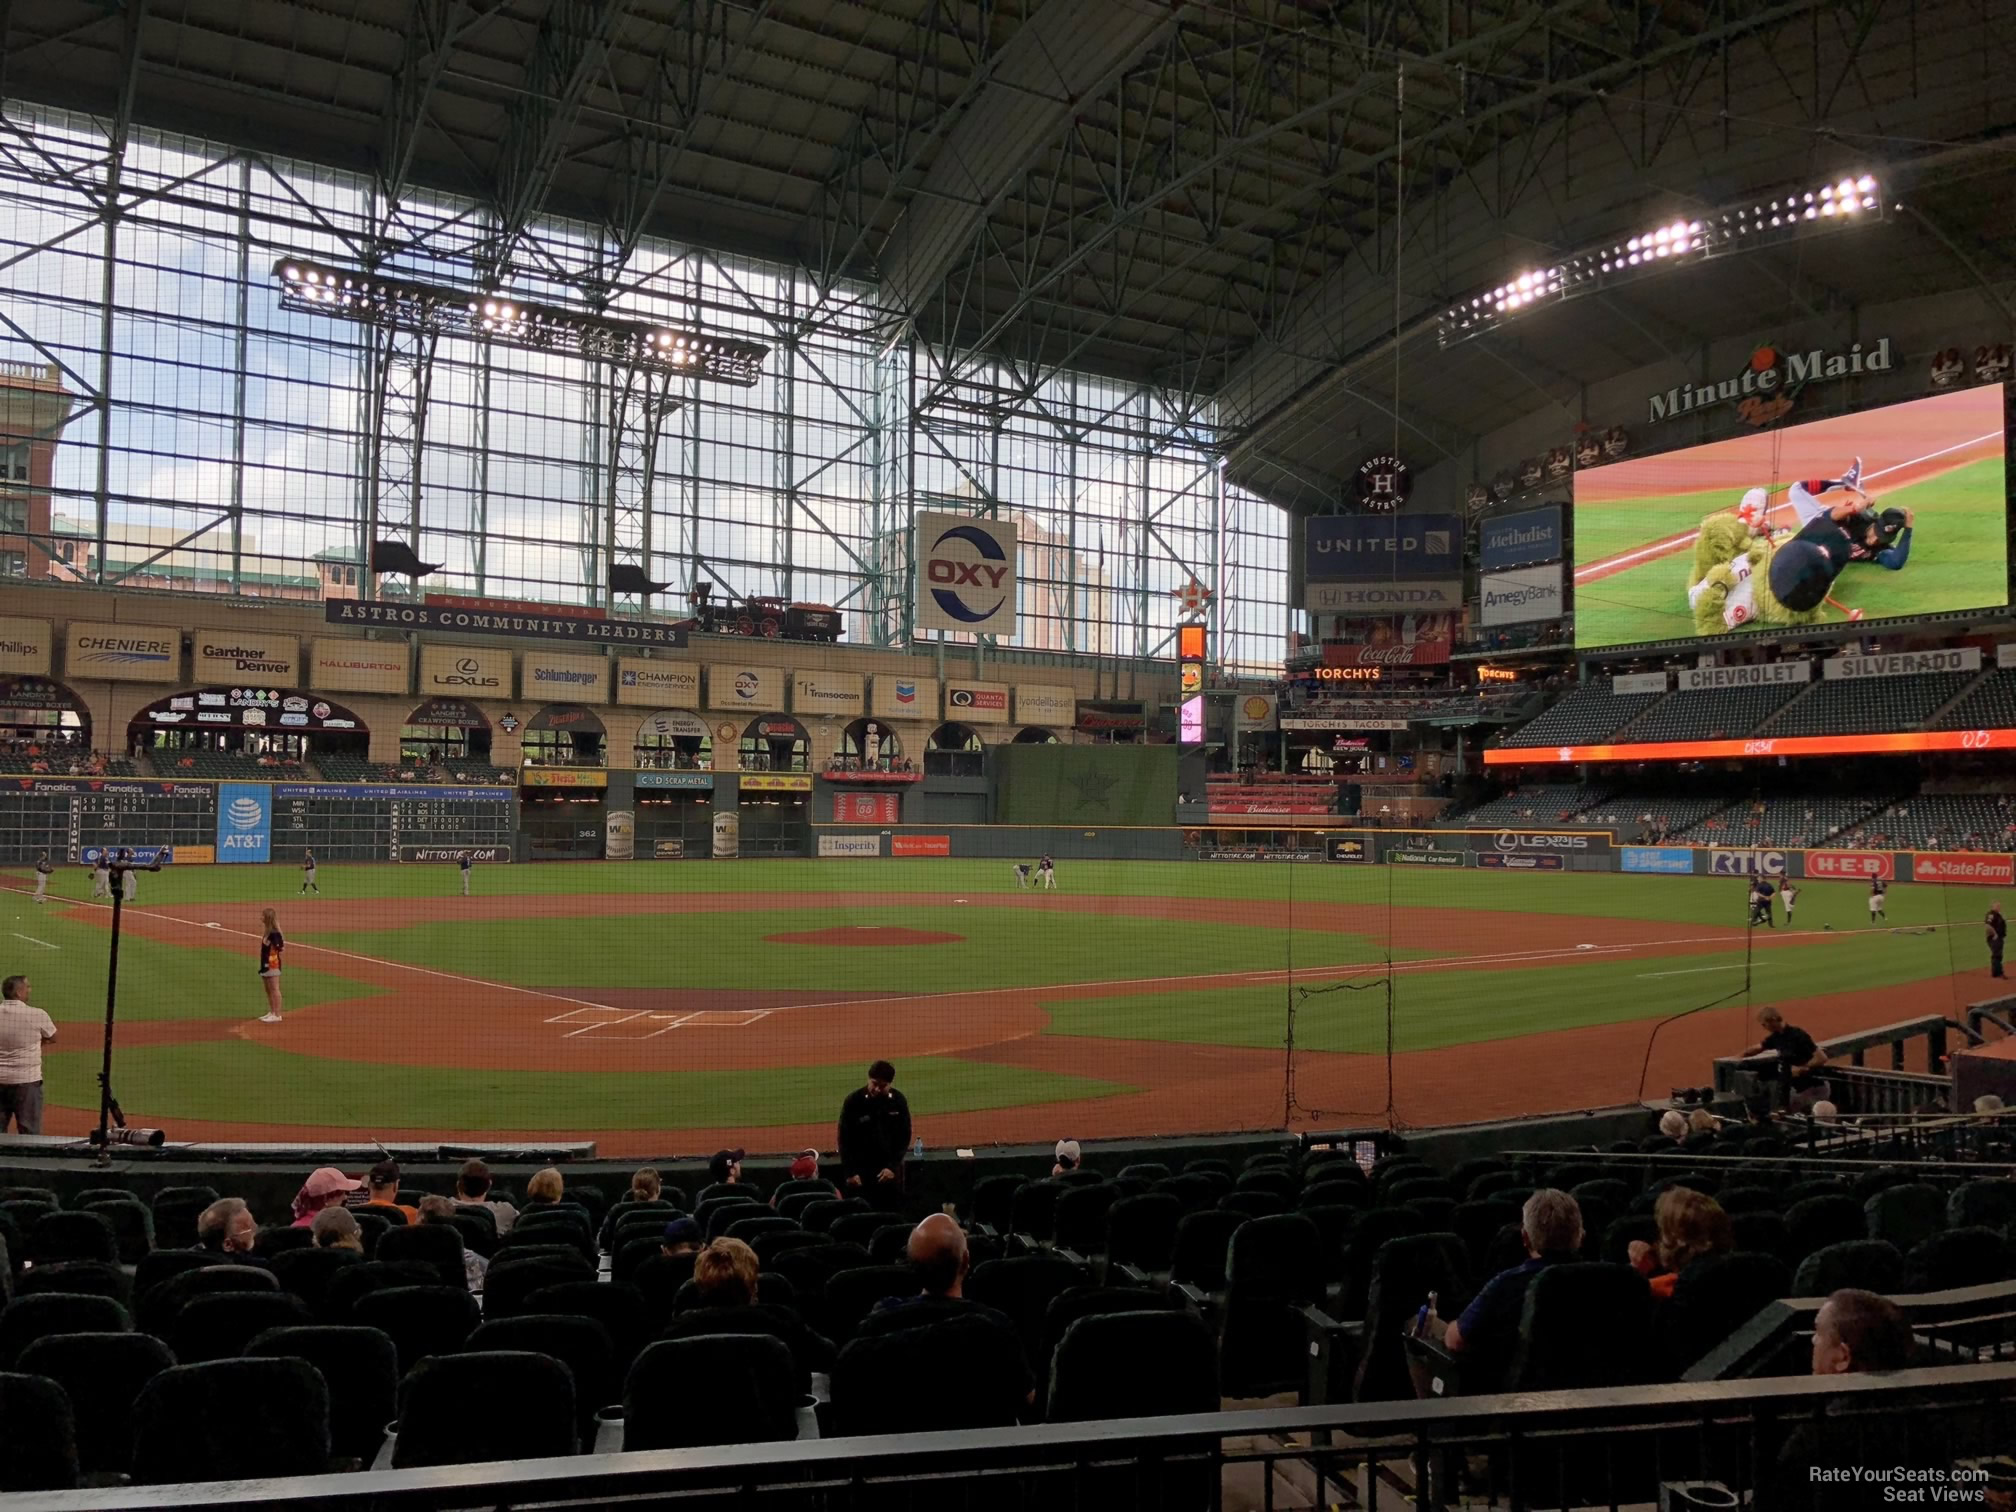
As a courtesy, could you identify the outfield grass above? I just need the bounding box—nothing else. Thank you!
[1575,457,2008,648]
[0,861,1984,1134]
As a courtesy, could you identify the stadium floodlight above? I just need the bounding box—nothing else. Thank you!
[1439,174,1883,347]
[271,257,770,386]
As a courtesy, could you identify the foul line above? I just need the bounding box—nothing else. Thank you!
[15,891,625,1021]
[9,932,58,950]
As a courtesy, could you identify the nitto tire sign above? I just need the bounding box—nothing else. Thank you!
[1709,849,1787,876]
[1806,851,1896,881]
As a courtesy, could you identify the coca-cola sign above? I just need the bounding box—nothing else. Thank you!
[1322,640,1452,668]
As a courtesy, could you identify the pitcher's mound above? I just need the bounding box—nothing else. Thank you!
[765,926,964,947]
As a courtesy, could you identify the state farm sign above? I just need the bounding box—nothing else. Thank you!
[1913,853,2014,886]
[1807,851,1895,881]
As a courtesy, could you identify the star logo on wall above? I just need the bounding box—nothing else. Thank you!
[1067,766,1119,811]
[1557,747,1574,762]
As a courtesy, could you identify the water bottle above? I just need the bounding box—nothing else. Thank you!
[912,1136,924,1160]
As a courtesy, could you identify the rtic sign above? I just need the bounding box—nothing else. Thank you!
[915,513,1018,636]
[1807,851,1895,881]
[1710,849,1787,876]
[1913,853,2014,886]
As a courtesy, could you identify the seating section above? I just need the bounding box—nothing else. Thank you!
[1568,792,1732,835]
[1937,668,2016,729]
[314,754,415,784]
[1845,796,2016,852]
[1762,673,1976,737]
[1205,775,1337,816]
[1496,687,1661,748]
[1448,784,1615,827]
[1619,684,1806,743]
[153,751,309,780]
[1694,795,1895,848]
[1,1128,2012,1496]
[0,751,134,776]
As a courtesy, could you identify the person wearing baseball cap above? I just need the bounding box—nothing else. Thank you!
[709,1148,745,1187]
[362,1159,419,1226]
[1052,1140,1081,1176]
[289,1166,362,1227]
[660,1217,702,1258]
[789,1149,820,1180]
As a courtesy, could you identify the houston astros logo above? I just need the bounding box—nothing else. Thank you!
[925,524,1010,624]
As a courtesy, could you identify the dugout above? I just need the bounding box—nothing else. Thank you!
[519,769,608,859]
[633,771,715,859]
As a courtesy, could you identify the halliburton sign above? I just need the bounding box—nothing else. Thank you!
[1912,853,2015,886]
[1806,851,1896,881]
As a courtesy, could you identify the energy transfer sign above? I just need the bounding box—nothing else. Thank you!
[915,512,1018,636]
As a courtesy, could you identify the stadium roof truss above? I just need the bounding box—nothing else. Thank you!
[3,0,2014,659]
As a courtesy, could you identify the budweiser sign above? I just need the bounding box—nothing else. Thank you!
[1323,640,1451,668]
[1913,853,2014,886]
[1806,851,1895,881]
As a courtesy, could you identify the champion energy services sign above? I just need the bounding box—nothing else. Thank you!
[915,512,1018,636]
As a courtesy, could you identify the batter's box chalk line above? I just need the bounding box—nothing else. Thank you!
[545,1005,634,1025]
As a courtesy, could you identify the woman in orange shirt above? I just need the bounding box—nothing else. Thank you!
[1630,1187,1733,1299]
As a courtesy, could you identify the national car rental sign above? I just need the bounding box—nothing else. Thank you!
[915,512,1018,637]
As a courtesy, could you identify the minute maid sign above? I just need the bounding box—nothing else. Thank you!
[216,782,272,864]
[1647,337,1892,426]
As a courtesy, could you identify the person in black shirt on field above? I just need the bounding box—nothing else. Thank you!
[838,1058,911,1209]
[1987,902,2007,979]
[1743,1006,1828,1111]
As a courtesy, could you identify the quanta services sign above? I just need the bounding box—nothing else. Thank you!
[1806,851,1895,881]
[1912,853,2014,885]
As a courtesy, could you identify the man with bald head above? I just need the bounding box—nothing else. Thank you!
[841,1213,1033,1423]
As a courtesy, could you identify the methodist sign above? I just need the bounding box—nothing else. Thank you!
[914,512,1018,636]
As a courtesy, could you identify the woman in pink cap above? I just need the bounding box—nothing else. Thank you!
[290,1166,363,1226]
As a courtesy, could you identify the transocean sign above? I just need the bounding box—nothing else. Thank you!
[1647,338,1893,425]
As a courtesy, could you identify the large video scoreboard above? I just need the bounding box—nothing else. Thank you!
[271,784,516,863]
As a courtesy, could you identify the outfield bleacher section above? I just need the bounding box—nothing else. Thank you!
[1935,667,2016,729]
[1494,686,1661,747]
[1761,673,1978,737]
[1841,795,2016,851]
[1448,784,1617,827]
[1684,795,1897,848]
[1576,792,1732,835]
[152,751,310,781]
[1619,683,1807,744]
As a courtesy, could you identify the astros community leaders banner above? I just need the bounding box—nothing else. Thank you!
[326,600,687,647]
[915,512,1018,636]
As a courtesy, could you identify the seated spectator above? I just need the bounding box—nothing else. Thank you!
[312,1207,363,1251]
[418,1195,487,1293]
[361,1159,419,1226]
[197,1197,268,1265]
[854,1214,1033,1410]
[454,1158,517,1235]
[1686,1108,1718,1137]
[1444,1189,1584,1390]
[1774,1289,1945,1509]
[709,1148,745,1187]
[289,1166,362,1227]
[1630,1188,1733,1299]
[660,1217,702,1259]
[1052,1139,1081,1176]
[1811,1100,1840,1124]
[659,1237,835,1391]
[1657,1110,1688,1143]
[524,1166,566,1207]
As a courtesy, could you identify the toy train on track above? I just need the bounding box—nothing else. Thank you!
[683,588,842,642]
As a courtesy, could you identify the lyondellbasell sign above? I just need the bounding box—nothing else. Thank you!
[1646,337,1892,426]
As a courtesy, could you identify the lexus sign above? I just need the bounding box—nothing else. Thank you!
[1494,831,1589,851]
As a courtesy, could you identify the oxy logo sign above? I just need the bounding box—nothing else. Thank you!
[216,782,272,864]
[1709,849,1786,877]
[915,512,1017,635]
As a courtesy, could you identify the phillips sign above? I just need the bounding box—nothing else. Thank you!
[915,512,1018,636]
